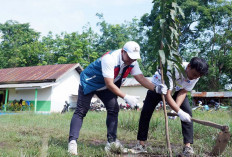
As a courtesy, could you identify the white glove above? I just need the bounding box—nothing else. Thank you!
[177,109,191,122]
[155,84,167,95]
[123,94,140,108]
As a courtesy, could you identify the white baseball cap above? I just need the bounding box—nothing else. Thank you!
[123,41,141,59]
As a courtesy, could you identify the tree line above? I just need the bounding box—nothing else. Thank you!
[0,0,231,91]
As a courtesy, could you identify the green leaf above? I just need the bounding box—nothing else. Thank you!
[172,2,177,9]
[167,59,174,69]
[170,9,176,20]
[175,5,185,19]
[173,54,182,63]
[159,50,166,65]
[160,19,166,29]
[169,26,179,40]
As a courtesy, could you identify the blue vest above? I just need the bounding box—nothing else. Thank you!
[80,57,105,95]
[80,51,134,95]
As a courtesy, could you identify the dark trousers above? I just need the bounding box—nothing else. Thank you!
[137,90,193,144]
[69,85,119,143]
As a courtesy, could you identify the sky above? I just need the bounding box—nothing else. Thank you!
[0,0,153,36]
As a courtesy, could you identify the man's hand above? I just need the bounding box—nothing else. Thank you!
[123,94,140,108]
[155,84,167,95]
[177,109,191,122]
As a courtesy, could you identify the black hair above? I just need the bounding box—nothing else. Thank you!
[189,57,209,76]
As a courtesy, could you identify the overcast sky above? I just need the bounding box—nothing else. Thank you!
[0,0,153,36]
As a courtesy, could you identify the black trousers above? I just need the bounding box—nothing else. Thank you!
[69,85,119,143]
[137,90,193,144]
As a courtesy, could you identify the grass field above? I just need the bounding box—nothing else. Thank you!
[0,110,231,157]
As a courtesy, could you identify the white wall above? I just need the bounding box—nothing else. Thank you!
[50,70,80,112]
[8,87,51,101]
[118,86,148,108]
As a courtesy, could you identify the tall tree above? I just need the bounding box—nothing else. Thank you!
[181,0,232,91]
[42,27,99,68]
[142,0,232,91]
[0,20,46,68]
[95,13,151,75]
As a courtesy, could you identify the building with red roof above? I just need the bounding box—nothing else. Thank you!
[0,64,83,112]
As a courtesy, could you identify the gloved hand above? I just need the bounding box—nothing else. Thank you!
[177,109,191,122]
[155,84,167,95]
[123,94,140,109]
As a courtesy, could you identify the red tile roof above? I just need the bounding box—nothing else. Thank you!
[0,64,82,84]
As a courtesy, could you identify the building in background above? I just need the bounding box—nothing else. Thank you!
[0,64,83,112]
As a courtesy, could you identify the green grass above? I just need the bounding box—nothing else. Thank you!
[0,110,231,157]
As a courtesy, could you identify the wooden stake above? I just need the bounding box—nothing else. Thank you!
[159,60,172,157]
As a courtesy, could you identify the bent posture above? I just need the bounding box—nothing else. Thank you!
[133,57,208,156]
[68,41,167,155]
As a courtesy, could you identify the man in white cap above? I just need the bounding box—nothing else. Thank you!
[68,41,167,155]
